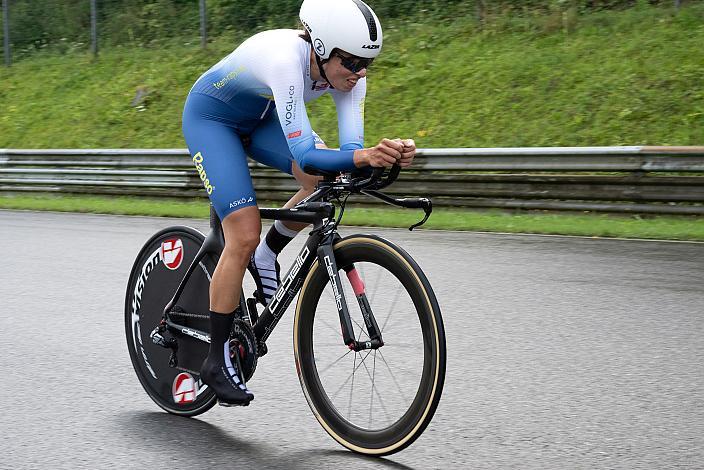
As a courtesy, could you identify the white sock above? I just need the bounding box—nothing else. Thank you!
[274,220,299,238]
[222,340,250,392]
[253,242,278,301]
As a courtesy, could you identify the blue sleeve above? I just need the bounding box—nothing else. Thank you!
[295,140,357,172]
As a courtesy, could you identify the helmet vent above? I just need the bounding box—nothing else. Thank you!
[351,0,378,41]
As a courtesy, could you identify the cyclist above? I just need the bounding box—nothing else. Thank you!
[182,0,416,406]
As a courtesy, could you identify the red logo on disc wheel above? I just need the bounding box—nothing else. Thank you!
[161,238,184,270]
[172,372,197,404]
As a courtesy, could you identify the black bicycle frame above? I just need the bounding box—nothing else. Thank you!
[252,208,333,344]
[161,198,382,352]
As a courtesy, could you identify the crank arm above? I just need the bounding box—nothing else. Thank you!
[165,319,211,344]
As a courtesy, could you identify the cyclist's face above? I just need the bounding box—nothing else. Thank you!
[324,51,369,91]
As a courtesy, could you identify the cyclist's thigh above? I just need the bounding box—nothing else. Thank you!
[182,93,258,219]
[247,111,295,175]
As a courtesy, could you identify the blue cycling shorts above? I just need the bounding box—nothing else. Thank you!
[182,92,296,220]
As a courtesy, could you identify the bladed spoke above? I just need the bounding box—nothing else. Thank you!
[329,350,373,401]
[378,342,418,349]
[316,314,343,338]
[353,317,370,341]
[369,264,383,305]
[376,349,409,404]
[360,351,392,426]
[348,353,357,420]
[316,348,353,376]
[380,286,404,333]
[369,352,375,427]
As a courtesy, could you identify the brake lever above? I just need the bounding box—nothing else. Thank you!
[408,198,432,231]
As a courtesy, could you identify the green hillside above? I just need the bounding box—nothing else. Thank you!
[1,2,703,149]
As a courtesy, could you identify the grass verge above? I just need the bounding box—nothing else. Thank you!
[2,194,703,241]
[2,3,703,148]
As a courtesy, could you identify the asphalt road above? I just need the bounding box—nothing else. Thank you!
[1,210,703,469]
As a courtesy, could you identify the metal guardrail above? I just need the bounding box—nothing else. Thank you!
[1,147,704,215]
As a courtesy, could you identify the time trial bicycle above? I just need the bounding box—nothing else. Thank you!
[125,165,446,456]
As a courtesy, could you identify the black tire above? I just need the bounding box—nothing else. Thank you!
[125,226,218,416]
[293,234,446,456]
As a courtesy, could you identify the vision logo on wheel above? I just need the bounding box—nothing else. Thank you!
[172,372,198,404]
[161,239,184,270]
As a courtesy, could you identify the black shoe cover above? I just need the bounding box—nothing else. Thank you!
[200,345,254,406]
[200,362,254,406]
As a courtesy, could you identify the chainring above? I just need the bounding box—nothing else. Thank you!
[229,319,258,382]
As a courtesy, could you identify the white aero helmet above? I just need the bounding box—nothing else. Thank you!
[299,0,383,60]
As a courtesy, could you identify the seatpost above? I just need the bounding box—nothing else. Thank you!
[209,204,220,229]
[209,204,225,246]
[163,205,225,316]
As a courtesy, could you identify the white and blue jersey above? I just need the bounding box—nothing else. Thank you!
[182,29,367,218]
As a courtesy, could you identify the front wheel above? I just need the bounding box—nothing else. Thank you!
[293,234,446,456]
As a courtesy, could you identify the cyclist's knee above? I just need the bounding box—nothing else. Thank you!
[221,237,258,267]
[231,232,260,255]
[221,206,261,263]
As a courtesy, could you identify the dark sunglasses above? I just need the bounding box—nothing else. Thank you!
[334,52,373,73]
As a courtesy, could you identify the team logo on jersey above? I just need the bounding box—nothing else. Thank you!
[161,238,184,270]
[288,130,302,139]
[285,86,296,126]
[172,373,197,404]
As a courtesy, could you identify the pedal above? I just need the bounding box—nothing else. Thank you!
[246,297,259,325]
[233,348,248,386]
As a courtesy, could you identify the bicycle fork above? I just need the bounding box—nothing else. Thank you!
[317,244,384,352]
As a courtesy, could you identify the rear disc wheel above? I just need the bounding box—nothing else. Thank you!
[124,226,217,416]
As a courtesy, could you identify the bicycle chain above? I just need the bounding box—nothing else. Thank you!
[168,310,209,320]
